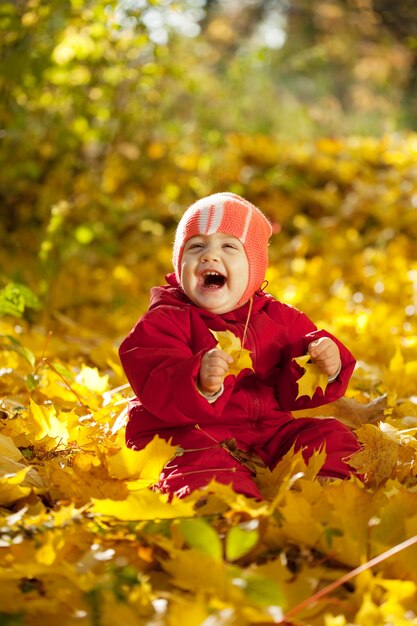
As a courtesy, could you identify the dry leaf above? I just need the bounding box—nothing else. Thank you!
[292,395,388,429]
[210,328,254,376]
[293,354,328,399]
[349,424,399,486]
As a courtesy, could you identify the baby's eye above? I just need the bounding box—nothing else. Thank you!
[223,243,238,250]
[188,242,204,250]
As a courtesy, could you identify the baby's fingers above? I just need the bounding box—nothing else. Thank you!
[206,349,234,367]
[199,348,233,393]
[201,349,233,377]
[308,337,336,359]
[308,338,340,376]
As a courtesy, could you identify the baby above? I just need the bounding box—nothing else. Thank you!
[119,192,361,499]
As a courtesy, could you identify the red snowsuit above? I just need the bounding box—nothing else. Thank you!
[119,273,361,499]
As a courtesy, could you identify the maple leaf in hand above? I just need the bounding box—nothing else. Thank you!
[210,329,254,377]
[293,354,328,399]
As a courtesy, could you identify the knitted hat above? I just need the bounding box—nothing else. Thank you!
[173,192,273,305]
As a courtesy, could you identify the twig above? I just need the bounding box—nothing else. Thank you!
[42,357,91,413]
[278,534,417,624]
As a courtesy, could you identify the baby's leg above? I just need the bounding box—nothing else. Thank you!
[261,417,361,479]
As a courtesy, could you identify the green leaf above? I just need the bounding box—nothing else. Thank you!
[47,361,74,379]
[178,518,223,562]
[26,373,40,391]
[243,575,284,608]
[0,283,41,318]
[0,335,36,367]
[225,525,259,561]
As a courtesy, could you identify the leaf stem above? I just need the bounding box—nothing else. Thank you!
[241,297,253,355]
[42,357,91,413]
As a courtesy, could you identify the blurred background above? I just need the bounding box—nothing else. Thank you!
[1,0,417,367]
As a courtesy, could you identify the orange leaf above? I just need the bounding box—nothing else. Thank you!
[349,423,398,486]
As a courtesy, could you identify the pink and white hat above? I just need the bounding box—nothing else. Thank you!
[173,192,273,305]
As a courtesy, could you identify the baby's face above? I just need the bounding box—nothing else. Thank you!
[180,233,249,314]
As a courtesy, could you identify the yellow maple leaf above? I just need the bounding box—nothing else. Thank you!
[0,464,44,506]
[0,433,24,462]
[75,364,109,393]
[256,445,326,506]
[210,329,253,376]
[28,399,71,446]
[0,467,32,506]
[166,593,209,626]
[293,354,328,399]
[91,488,195,520]
[160,548,228,594]
[107,434,177,483]
[194,479,271,517]
[349,423,399,486]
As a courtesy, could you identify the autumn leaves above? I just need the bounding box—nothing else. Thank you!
[211,327,328,400]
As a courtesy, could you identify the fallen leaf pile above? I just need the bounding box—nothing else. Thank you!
[1,133,417,626]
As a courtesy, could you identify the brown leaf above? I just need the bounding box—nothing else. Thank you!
[349,424,399,486]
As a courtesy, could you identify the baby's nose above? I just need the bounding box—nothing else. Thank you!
[202,248,219,261]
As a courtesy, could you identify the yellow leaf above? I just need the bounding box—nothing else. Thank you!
[316,480,380,567]
[167,593,209,626]
[349,424,398,486]
[100,591,153,626]
[91,488,195,520]
[280,489,324,546]
[293,354,328,399]
[75,364,109,393]
[379,421,417,448]
[45,458,128,504]
[0,464,31,485]
[107,434,177,483]
[161,548,229,595]
[253,560,332,617]
[29,399,71,445]
[195,480,271,517]
[210,328,253,376]
[0,466,42,506]
[257,446,326,506]
[0,457,44,489]
[0,467,31,506]
[36,530,65,565]
[0,433,23,461]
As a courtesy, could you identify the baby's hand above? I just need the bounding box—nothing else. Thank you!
[198,348,233,395]
[308,337,341,378]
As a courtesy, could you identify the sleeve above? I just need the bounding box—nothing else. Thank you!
[197,383,225,404]
[118,308,234,426]
[273,307,356,411]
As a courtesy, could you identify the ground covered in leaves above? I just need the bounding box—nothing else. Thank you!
[2,134,417,625]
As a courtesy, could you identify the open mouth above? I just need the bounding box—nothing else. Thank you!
[201,271,226,289]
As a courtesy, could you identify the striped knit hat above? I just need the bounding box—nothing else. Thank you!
[173,192,273,305]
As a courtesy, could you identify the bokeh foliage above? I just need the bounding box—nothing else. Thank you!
[2,0,417,303]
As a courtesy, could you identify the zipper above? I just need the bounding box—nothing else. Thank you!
[242,323,261,420]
